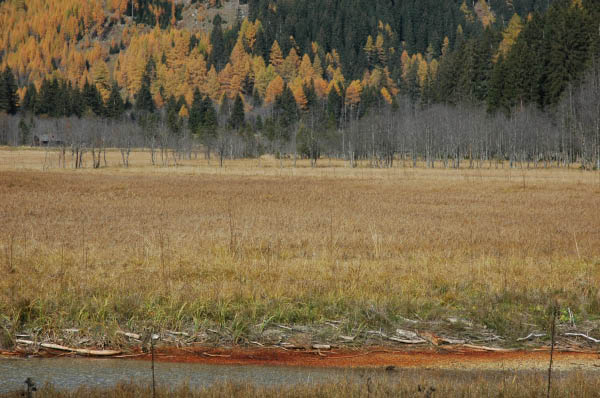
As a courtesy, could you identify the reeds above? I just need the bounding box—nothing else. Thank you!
[1,150,599,345]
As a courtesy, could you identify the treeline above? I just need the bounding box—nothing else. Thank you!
[1,0,600,171]
[2,59,600,171]
[16,77,129,119]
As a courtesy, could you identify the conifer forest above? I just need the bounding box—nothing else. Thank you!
[0,0,599,168]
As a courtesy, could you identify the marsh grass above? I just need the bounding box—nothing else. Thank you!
[1,149,600,345]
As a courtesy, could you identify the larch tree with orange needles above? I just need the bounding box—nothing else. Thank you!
[265,75,284,105]
[269,40,283,70]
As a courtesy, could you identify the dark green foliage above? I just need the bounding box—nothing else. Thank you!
[135,59,156,114]
[209,15,226,70]
[134,82,154,113]
[248,0,487,80]
[166,95,182,135]
[229,94,245,129]
[202,99,218,142]
[274,84,297,128]
[105,81,125,119]
[189,87,218,145]
[21,83,37,114]
[83,80,105,116]
[484,0,594,111]
[489,0,555,23]
[543,1,592,106]
[327,87,342,123]
[404,61,421,105]
[188,88,206,135]
[109,42,121,54]
[128,0,183,28]
[303,80,317,110]
[0,67,18,114]
[487,55,510,113]
[31,77,90,117]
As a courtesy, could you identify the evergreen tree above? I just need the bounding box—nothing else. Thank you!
[54,80,70,117]
[105,81,125,119]
[229,94,245,129]
[166,95,182,136]
[274,84,298,128]
[209,15,226,70]
[188,88,205,135]
[135,71,155,114]
[327,87,342,123]
[544,2,592,106]
[201,98,218,147]
[36,79,54,116]
[487,55,509,113]
[21,83,37,114]
[134,57,156,116]
[69,84,84,117]
[0,67,18,115]
[83,80,105,116]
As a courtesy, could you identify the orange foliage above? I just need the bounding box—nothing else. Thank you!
[269,40,284,69]
[345,80,362,107]
[381,87,393,104]
[265,75,284,104]
[291,84,308,110]
[313,77,329,98]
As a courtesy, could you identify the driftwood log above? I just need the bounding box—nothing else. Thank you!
[16,339,121,356]
[564,333,600,343]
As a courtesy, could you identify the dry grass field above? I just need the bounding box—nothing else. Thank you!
[1,147,600,347]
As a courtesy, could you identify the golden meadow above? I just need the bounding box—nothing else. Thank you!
[1,148,600,346]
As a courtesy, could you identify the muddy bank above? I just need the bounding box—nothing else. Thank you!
[3,345,599,371]
[137,346,600,371]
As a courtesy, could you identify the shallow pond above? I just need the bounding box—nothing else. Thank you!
[1,357,368,392]
[1,357,595,393]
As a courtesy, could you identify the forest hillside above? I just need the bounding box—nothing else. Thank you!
[1,0,599,168]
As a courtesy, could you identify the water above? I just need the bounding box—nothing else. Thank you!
[0,357,364,392]
[2,357,594,393]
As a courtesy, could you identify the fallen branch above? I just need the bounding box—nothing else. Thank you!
[167,331,190,337]
[439,337,466,345]
[517,333,546,342]
[116,331,141,340]
[201,352,231,358]
[113,353,146,359]
[16,339,121,356]
[564,333,600,343]
[395,329,420,340]
[461,344,514,352]
[388,337,426,344]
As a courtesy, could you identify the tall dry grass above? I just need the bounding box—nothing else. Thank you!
[1,149,600,345]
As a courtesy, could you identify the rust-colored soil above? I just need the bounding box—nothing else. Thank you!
[3,346,599,371]
[129,346,600,371]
